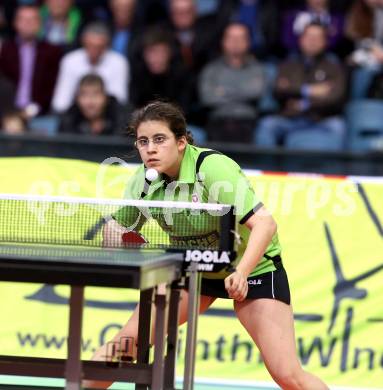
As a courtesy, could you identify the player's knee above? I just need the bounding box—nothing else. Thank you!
[271,367,306,390]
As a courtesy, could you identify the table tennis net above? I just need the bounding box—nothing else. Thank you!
[0,195,235,251]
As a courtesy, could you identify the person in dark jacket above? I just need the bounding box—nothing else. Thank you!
[129,26,195,118]
[166,0,232,73]
[59,74,127,135]
[0,4,62,116]
[107,0,138,59]
[229,0,283,59]
[255,22,346,150]
[0,72,16,121]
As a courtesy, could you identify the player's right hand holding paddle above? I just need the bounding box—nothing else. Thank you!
[102,219,147,248]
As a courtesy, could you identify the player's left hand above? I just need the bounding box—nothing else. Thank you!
[224,270,248,302]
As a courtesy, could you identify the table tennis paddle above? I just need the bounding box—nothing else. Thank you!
[121,231,147,247]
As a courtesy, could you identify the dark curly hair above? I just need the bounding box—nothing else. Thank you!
[127,100,194,144]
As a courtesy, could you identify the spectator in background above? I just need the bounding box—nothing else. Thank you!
[167,0,231,74]
[229,0,283,60]
[39,0,82,50]
[132,0,168,28]
[52,22,129,113]
[345,0,383,98]
[1,110,28,135]
[0,72,16,121]
[345,0,383,68]
[130,27,194,114]
[282,0,345,54]
[199,22,266,142]
[0,4,10,39]
[74,0,110,22]
[0,4,62,116]
[108,0,138,58]
[331,0,355,13]
[255,22,346,150]
[58,74,126,135]
[0,2,18,39]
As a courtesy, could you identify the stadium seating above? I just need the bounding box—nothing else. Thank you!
[345,99,383,152]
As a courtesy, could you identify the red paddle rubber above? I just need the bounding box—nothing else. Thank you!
[121,231,147,246]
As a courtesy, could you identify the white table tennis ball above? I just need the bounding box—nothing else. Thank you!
[145,168,159,181]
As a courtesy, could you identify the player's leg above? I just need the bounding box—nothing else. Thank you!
[83,290,216,389]
[234,298,328,390]
[88,289,215,361]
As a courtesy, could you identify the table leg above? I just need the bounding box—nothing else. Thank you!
[164,288,181,390]
[65,285,84,390]
[135,288,154,390]
[183,265,201,390]
[151,284,170,390]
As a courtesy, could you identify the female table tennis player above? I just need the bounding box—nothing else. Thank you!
[85,101,328,389]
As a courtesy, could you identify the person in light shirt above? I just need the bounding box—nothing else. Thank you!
[51,21,129,113]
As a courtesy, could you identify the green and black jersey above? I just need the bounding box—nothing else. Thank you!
[113,144,282,277]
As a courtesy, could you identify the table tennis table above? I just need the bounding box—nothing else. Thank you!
[0,195,236,390]
[0,244,185,390]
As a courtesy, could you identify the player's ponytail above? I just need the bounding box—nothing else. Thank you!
[185,130,194,145]
[127,100,195,145]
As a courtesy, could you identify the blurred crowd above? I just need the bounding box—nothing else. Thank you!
[1,0,383,152]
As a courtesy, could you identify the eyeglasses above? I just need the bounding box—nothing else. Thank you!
[134,135,170,149]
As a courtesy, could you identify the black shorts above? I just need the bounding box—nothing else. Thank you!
[185,267,291,305]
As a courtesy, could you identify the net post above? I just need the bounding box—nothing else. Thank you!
[219,206,235,252]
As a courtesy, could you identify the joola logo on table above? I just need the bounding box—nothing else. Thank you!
[185,250,231,263]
